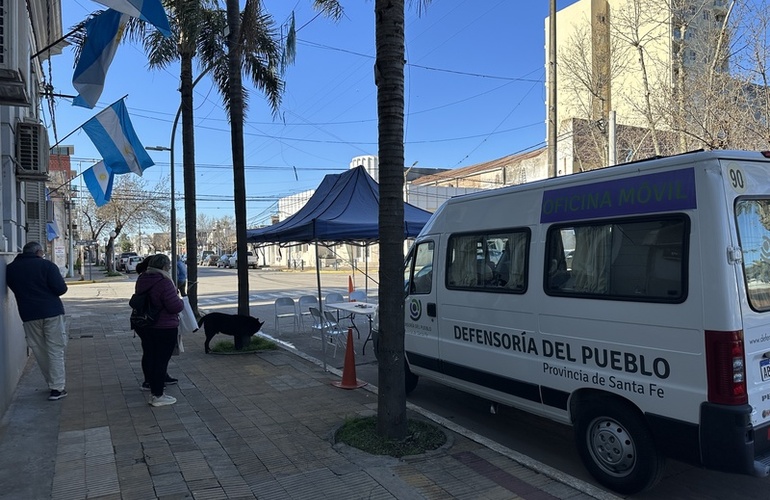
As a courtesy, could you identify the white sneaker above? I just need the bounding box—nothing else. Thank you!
[149,394,176,407]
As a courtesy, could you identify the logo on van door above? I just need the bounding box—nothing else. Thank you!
[408,299,422,321]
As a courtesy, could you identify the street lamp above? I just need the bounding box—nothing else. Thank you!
[146,142,177,284]
[146,66,218,288]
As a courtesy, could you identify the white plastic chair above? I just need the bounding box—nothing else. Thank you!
[325,292,346,323]
[325,292,345,307]
[297,295,319,332]
[274,297,298,334]
[309,307,346,357]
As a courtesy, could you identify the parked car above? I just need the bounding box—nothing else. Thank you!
[125,256,144,273]
[217,254,231,268]
[229,251,258,269]
[117,252,138,271]
[202,254,219,266]
[199,251,215,265]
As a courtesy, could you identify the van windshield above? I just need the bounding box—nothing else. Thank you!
[736,199,770,311]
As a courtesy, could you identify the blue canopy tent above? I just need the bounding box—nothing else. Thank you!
[246,165,432,244]
[246,166,433,368]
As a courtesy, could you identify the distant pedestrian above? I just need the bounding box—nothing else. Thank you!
[6,241,69,401]
[176,257,187,296]
[133,254,183,407]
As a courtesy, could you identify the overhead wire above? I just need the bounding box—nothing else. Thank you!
[54,3,548,224]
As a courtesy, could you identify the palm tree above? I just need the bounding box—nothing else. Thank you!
[134,0,223,316]
[374,0,409,440]
[71,5,215,305]
[219,0,342,315]
[131,1,288,316]
[373,0,431,440]
[71,2,334,315]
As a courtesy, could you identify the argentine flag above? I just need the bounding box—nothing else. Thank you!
[93,0,171,37]
[83,162,114,207]
[83,99,155,176]
[72,9,128,109]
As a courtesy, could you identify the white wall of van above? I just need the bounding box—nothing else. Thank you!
[401,150,770,495]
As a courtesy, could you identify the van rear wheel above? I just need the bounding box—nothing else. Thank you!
[574,400,664,495]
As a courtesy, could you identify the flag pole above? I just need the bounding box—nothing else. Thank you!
[30,25,83,61]
[49,94,129,151]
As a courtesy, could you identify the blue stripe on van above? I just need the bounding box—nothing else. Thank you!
[407,351,569,410]
[541,167,697,223]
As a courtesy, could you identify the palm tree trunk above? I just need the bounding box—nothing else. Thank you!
[375,0,407,440]
[226,0,250,316]
[180,52,199,314]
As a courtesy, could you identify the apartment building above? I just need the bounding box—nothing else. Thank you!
[546,0,731,173]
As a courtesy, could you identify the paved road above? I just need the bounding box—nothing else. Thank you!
[131,267,770,498]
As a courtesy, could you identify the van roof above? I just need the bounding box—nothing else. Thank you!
[440,150,769,206]
[418,150,770,236]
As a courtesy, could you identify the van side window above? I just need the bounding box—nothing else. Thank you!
[736,199,770,311]
[446,230,529,293]
[545,216,688,302]
[405,241,434,295]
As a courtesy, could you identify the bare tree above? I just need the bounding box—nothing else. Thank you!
[82,175,169,271]
[559,0,770,167]
[609,0,676,156]
[559,18,630,166]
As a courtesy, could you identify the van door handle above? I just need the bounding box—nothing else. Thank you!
[427,303,436,317]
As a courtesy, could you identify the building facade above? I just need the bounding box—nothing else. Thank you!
[0,0,64,419]
[546,0,731,173]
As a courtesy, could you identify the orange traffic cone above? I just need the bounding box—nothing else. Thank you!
[333,328,367,390]
[348,275,354,296]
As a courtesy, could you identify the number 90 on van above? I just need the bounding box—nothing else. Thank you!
[398,150,770,495]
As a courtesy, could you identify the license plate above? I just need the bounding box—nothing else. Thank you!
[762,358,770,381]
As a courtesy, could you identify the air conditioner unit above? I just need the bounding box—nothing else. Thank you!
[16,121,49,180]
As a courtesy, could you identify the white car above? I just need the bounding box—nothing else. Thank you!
[229,251,258,269]
[125,256,144,273]
[217,254,231,268]
[117,251,138,271]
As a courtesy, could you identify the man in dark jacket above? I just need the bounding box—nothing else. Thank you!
[6,241,69,401]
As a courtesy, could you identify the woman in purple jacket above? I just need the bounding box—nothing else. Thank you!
[134,254,183,407]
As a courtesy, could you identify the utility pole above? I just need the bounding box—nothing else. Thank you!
[548,0,558,178]
[66,198,73,277]
[608,110,617,166]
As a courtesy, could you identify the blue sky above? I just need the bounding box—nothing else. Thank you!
[49,1,579,226]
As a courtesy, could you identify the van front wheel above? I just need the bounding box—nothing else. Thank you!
[574,400,664,495]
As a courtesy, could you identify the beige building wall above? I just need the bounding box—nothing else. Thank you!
[547,0,674,132]
[547,0,729,174]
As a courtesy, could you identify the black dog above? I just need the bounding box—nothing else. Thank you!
[198,312,264,353]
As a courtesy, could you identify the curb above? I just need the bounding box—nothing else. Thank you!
[66,276,129,285]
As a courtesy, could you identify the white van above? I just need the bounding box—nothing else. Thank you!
[400,150,770,494]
